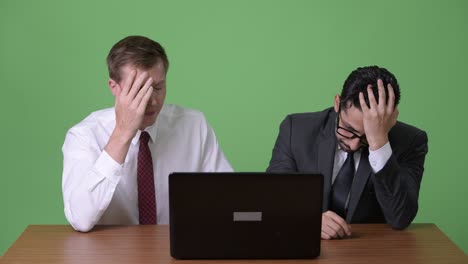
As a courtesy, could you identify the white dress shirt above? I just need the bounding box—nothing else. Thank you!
[332,142,392,209]
[332,142,392,182]
[62,104,233,232]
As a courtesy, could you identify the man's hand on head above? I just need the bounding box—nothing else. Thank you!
[359,79,399,151]
[104,69,154,164]
[321,211,352,239]
[114,69,154,140]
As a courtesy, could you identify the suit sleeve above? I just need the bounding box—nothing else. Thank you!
[372,130,428,230]
[266,116,298,172]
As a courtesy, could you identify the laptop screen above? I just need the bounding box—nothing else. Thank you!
[169,172,323,259]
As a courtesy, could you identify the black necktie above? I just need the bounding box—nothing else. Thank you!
[331,152,355,219]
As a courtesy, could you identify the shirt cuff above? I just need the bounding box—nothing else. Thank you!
[368,142,392,173]
[93,150,123,184]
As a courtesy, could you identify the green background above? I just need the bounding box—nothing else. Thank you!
[1,0,467,255]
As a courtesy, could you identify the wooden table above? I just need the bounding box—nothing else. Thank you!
[1,224,466,264]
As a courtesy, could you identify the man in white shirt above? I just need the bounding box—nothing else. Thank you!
[62,35,233,232]
[267,66,428,240]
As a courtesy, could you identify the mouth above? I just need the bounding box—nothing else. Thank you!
[144,111,157,117]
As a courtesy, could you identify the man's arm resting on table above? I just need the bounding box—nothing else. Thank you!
[62,130,123,232]
[372,131,428,229]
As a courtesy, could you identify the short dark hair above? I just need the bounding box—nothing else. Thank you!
[340,66,400,110]
[106,35,169,83]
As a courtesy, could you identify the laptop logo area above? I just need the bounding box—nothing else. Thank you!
[233,212,262,222]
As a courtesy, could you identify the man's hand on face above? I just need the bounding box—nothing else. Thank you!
[104,70,154,164]
[321,211,352,239]
[114,70,154,140]
[359,79,399,151]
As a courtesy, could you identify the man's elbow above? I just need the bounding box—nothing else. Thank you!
[389,220,411,230]
[387,211,416,230]
[65,208,95,233]
[70,221,95,233]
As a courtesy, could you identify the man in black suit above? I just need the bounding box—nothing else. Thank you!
[267,66,428,240]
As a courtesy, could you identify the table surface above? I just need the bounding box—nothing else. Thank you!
[1,224,466,264]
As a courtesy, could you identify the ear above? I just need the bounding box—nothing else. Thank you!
[334,94,340,113]
[108,79,120,97]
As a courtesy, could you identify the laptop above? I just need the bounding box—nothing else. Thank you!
[169,172,323,259]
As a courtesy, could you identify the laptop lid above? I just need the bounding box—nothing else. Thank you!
[169,172,323,259]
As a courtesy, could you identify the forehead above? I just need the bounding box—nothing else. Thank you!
[340,106,364,132]
[119,62,166,81]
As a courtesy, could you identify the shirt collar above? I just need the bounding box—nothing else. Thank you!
[336,143,362,155]
[131,116,160,145]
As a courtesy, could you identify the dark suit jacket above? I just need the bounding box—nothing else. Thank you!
[267,108,428,229]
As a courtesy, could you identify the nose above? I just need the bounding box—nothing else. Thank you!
[148,93,157,106]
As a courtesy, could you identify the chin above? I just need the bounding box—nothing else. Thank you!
[338,141,352,152]
[141,115,158,129]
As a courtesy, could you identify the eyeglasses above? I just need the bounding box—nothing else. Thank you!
[336,110,368,147]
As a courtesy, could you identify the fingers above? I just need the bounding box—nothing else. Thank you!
[387,83,396,113]
[133,77,153,107]
[327,211,352,236]
[122,71,154,113]
[321,231,331,240]
[321,211,352,240]
[367,84,378,110]
[322,218,341,239]
[361,79,396,113]
[137,86,154,113]
[128,71,149,99]
[120,70,137,96]
[377,79,386,111]
[359,91,369,112]
[325,219,345,238]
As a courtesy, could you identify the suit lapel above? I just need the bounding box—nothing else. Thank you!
[317,111,337,211]
[346,149,372,222]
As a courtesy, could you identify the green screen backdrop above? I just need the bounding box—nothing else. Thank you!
[1,0,467,255]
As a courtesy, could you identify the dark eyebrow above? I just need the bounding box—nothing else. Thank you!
[152,79,166,87]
